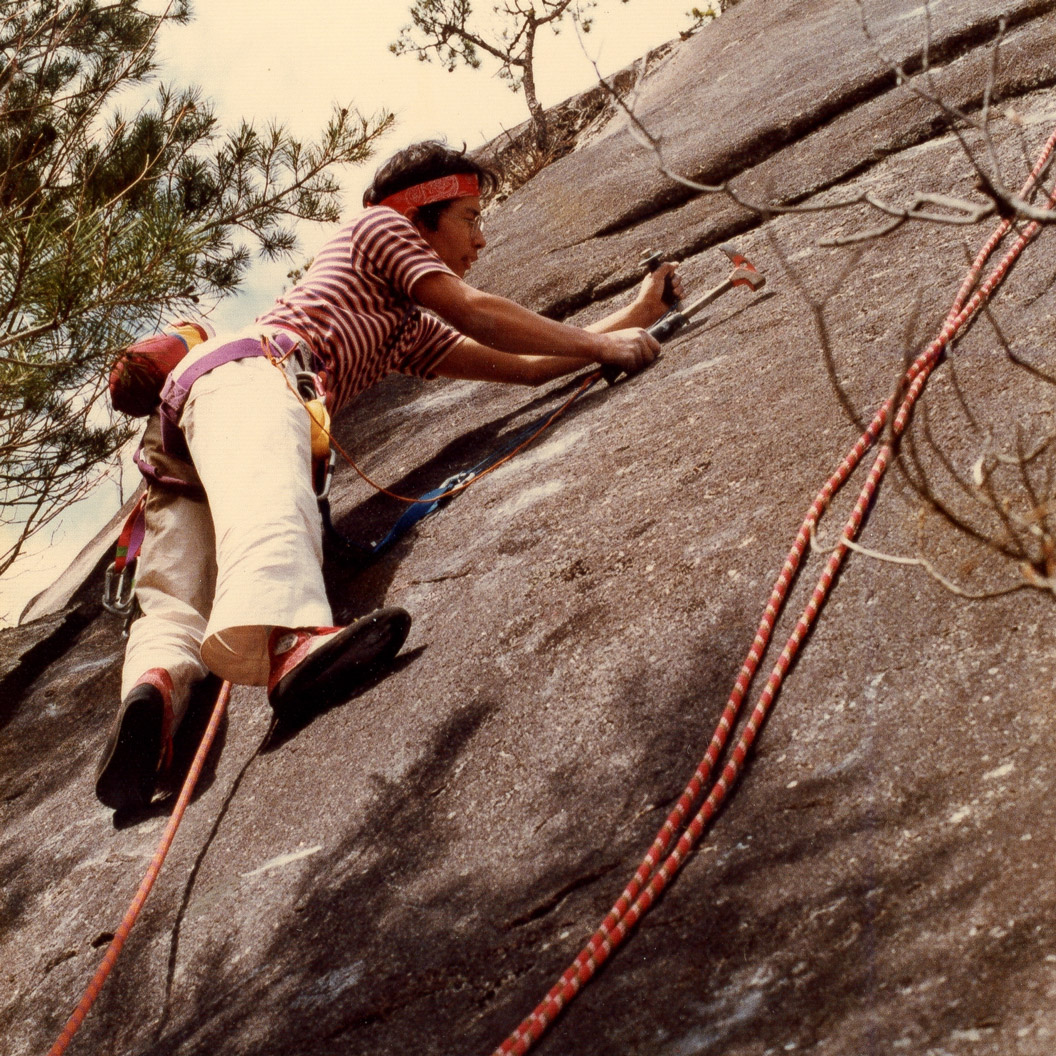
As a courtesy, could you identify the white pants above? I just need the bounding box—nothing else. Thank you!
[121,330,332,710]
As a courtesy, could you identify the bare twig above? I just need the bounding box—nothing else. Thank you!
[839,535,1039,599]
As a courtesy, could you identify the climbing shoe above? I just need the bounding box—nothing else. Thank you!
[267,607,411,720]
[95,668,174,812]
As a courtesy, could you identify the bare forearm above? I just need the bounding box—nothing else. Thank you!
[431,282,605,360]
[434,338,590,386]
[587,298,656,334]
[414,270,661,378]
[456,284,658,347]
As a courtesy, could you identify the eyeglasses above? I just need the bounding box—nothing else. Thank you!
[454,212,484,237]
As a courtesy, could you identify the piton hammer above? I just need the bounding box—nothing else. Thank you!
[604,243,766,383]
[648,242,765,342]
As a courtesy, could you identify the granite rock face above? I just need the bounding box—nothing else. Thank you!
[4,2,1056,1055]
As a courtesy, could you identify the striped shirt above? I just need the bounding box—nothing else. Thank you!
[257,207,464,413]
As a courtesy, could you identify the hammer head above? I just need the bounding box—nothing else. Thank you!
[718,242,765,290]
[730,266,765,291]
[639,249,663,273]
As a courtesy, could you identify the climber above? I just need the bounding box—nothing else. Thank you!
[95,139,681,813]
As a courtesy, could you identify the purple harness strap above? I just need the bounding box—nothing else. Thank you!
[132,443,202,492]
[157,330,302,457]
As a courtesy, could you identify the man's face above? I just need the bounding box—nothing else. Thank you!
[417,195,486,278]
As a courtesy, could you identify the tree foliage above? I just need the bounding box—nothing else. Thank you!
[391,0,628,149]
[0,0,392,578]
[685,1,737,33]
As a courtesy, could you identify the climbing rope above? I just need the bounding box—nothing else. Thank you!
[48,681,232,1056]
[492,126,1056,1056]
[265,340,604,509]
[53,126,1054,1056]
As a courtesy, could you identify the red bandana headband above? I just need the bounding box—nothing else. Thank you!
[379,173,480,216]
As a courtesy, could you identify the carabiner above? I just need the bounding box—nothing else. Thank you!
[102,561,137,617]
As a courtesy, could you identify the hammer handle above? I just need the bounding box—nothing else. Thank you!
[601,306,684,384]
[647,309,687,341]
[642,252,679,307]
[679,277,733,321]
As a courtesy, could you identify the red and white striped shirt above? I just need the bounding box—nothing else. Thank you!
[257,207,463,413]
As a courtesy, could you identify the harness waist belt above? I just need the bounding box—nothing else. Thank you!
[157,330,303,457]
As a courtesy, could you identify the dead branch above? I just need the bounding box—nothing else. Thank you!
[838,535,1041,599]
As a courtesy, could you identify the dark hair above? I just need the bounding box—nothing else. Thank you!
[363,140,500,229]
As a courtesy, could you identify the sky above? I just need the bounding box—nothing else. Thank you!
[1,0,704,625]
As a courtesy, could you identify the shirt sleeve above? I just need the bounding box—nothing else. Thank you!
[396,312,465,379]
[350,207,455,301]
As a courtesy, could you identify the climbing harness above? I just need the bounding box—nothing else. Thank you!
[101,329,325,622]
[157,328,307,457]
[490,125,1056,1056]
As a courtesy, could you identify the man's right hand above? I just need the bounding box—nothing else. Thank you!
[595,327,661,377]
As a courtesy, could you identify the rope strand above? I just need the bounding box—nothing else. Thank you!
[48,681,232,1056]
[493,123,1056,1056]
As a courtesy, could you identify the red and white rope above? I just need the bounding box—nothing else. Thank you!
[494,125,1056,1056]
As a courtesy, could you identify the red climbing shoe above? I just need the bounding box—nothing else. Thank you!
[95,668,175,811]
[267,607,411,719]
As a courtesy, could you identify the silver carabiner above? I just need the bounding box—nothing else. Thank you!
[102,561,137,617]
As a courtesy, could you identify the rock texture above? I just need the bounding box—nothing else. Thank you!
[4,2,1056,1055]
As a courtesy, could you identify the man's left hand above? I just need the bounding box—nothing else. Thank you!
[635,262,683,322]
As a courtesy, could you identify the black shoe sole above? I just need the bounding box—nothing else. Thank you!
[268,607,411,720]
[95,684,164,811]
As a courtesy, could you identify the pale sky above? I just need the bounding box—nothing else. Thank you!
[155,1,694,172]
[1,0,703,625]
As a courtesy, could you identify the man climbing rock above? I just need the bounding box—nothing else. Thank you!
[95,140,680,813]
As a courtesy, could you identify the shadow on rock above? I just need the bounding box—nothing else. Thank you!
[259,645,426,754]
[131,621,766,1056]
[137,697,499,1055]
